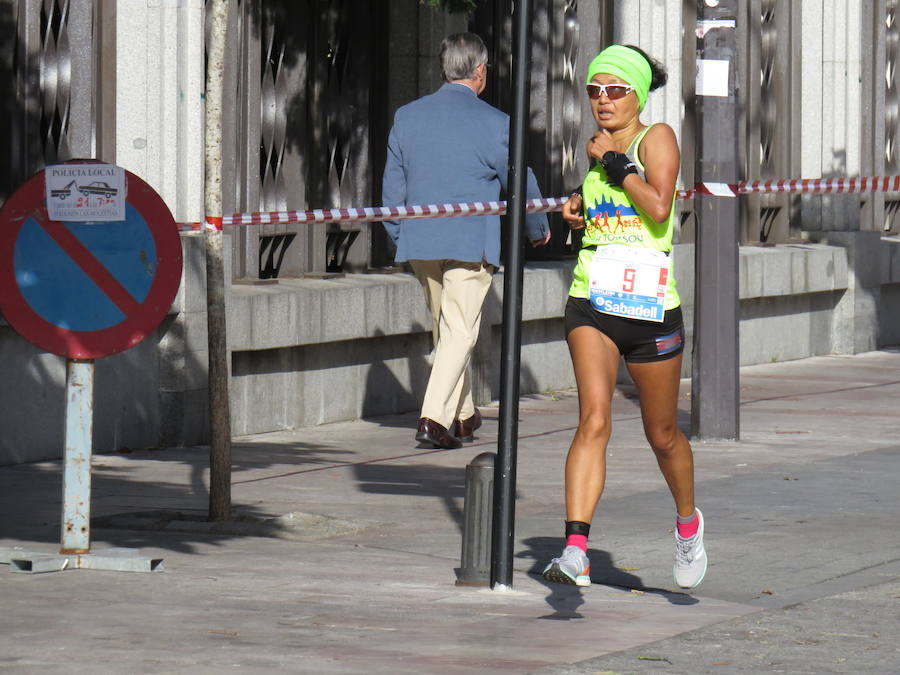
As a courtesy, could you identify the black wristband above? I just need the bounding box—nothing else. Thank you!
[601,151,638,186]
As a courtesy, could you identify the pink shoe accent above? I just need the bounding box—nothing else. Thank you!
[566,534,588,552]
[677,512,700,538]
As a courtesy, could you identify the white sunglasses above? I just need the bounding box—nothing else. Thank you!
[585,83,634,101]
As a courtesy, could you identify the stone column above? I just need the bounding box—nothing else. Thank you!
[114,0,205,223]
[612,1,684,145]
[799,0,863,234]
[800,2,879,354]
[113,0,209,446]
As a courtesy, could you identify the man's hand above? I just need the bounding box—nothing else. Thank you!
[530,230,552,247]
[562,193,585,230]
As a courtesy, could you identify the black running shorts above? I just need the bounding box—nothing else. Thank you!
[564,296,685,363]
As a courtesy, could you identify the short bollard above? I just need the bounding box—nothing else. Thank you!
[455,451,495,586]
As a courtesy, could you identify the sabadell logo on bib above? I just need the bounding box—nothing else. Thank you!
[600,300,658,318]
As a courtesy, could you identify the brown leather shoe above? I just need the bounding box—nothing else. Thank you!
[453,409,483,442]
[415,417,463,449]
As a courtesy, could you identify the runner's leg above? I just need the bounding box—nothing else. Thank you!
[626,353,695,517]
[564,325,621,523]
[543,325,620,586]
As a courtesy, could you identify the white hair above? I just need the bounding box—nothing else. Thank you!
[440,33,488,82]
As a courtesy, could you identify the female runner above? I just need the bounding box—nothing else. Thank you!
[542,44,707,589]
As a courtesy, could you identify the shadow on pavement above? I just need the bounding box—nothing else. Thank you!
[518,536,698,609]
[353,461,466,532]
[0,440,359,554]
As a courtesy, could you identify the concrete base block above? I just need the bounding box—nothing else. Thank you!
[739,292,841,365]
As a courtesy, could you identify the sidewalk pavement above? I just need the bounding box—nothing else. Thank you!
[1,349,899,674]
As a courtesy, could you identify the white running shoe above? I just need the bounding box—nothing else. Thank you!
[673,507,707,589]
[542,545,591,587]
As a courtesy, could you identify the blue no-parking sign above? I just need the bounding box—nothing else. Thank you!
[0,163,182,359]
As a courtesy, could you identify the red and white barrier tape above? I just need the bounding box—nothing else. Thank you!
[179,197,569,231]
[181,175,900,231]
[679,175,900,199]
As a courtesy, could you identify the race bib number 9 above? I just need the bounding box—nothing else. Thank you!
[588,245,669,322]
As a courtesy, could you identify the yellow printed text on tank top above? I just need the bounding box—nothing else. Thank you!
[582,182,665,248]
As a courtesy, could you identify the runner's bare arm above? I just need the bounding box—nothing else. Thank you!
[619,123,680,223]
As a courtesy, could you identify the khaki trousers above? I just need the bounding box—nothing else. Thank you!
[411,259,493,429]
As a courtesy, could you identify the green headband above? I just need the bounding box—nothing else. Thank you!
[586,45,652,111]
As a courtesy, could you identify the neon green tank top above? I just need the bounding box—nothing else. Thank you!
[569,126,680,310]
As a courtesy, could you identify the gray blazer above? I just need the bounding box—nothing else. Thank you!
[382,83,549,268]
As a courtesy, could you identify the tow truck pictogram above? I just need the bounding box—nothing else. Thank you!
[50,180,77,199]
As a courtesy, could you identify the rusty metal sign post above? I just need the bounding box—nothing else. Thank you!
[61,359,95,555]
[47,357,163,572]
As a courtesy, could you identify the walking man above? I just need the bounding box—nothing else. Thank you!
[382,32,550,449]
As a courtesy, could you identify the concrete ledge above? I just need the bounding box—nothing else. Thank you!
[229,273,432,351]
[223,242,858,435]
[228,263,578,352]
[226,243,851,353]
[739,243,848,299]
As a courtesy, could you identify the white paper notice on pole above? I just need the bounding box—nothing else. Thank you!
[696,19,736,38]
[45,164,126,221]
[696,59,730,97]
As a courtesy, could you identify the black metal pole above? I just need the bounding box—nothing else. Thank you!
[691,0,741,440]
[491,0,533,590]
